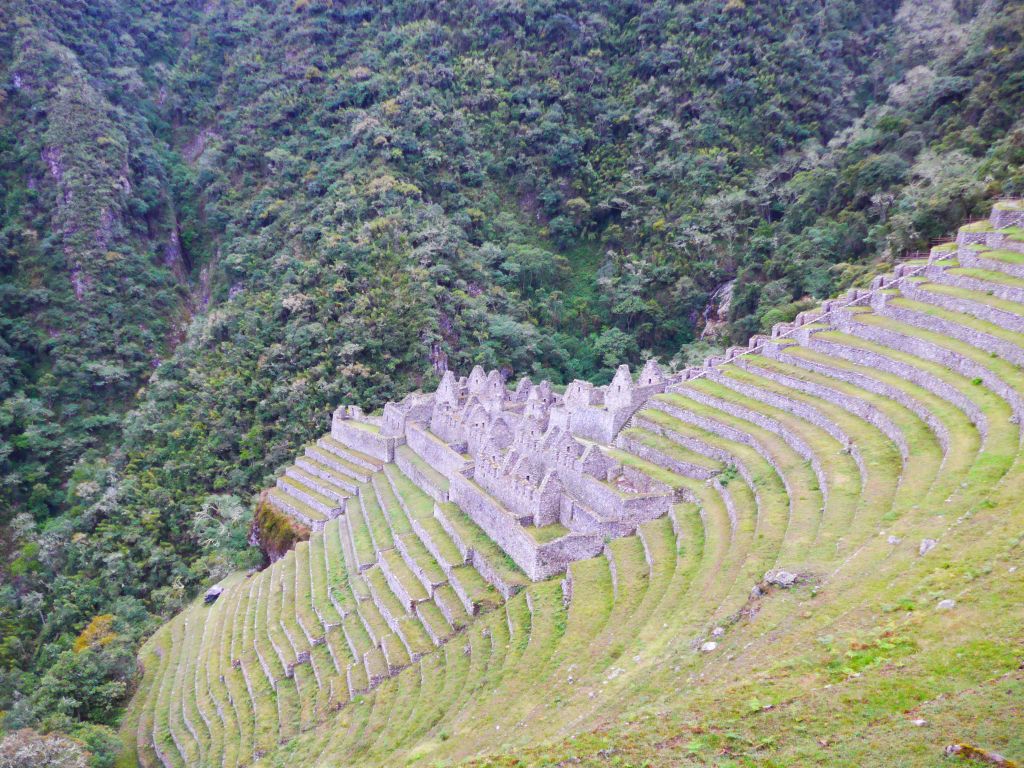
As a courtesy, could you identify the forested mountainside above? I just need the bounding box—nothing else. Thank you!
[0,0,1022,762]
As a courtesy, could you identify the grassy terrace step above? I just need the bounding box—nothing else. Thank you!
[307,534,343,629]
[450,563,502,614]
[251,569,288,684]
[364,564,417,635]
[788,334,1015,510]
[380,632,411,673]
[413,599,453,645]
[397,444,450,493]
[240,575,279,753]
[317,436,378,477]
[291,542,324,643]
[739,352,943,512]
[558,556,614,662]
[619,424,723,477]
[968,245,1024,264]
[267,487,327,524]
[372,473,412,536]
[718,365,902,544]
[619,413,781,617]
[354,590,394,648]
[397,612,436,658]
[656,390,824,562]
[434,501,528,597]
[913,279,1024,319]
[379,547,429,608]
[276,556,310,662]
[411,514,466,572]
[304,443,370,485]
[946,265,1024,291]
[383,463,433,518]
[840,311,1024,422]
[432,583,470,630]
[277,474,339,513]
[357,481,395,552]
[319,434,385,470]
[887,294,1024,362]
[323,519,356,616]
[345,500,377,572]
[395,531,448,591]
[294,453,359,494]
[342,611,373,660]
[286,464,350,503]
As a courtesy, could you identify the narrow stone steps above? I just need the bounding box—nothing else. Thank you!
[306,442,372,484]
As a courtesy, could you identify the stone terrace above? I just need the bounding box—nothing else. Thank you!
[124,201,1024,768]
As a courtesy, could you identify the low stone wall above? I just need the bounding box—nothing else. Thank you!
[394,450,448,503]
[614,432,718,480]
[405,423,471,480]
[991,207,1024,229]
[876,295,1024,367]
[901,279,1024,335]
[331,417,401,462]
[449,474,547,579]
[734,357,909,463]
[926,265,1024,305]
[705,369,868,486]
[805,334,987,443]
[557,467,671,526]
[958,248,1024,279]
[561,500,636,538]
[833,311,1024,427]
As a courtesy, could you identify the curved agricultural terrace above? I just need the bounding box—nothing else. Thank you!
[123,203,1024,767]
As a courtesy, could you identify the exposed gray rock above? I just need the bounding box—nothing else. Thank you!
[919,538,937,556]
[764,569,799,588]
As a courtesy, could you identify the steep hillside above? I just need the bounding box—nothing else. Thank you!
[1,0,1022,763]
[123,202,1024,766]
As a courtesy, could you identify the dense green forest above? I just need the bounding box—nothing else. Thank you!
[0,0,1022,762]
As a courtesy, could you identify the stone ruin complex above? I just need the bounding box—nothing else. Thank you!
[324,359,675,580]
